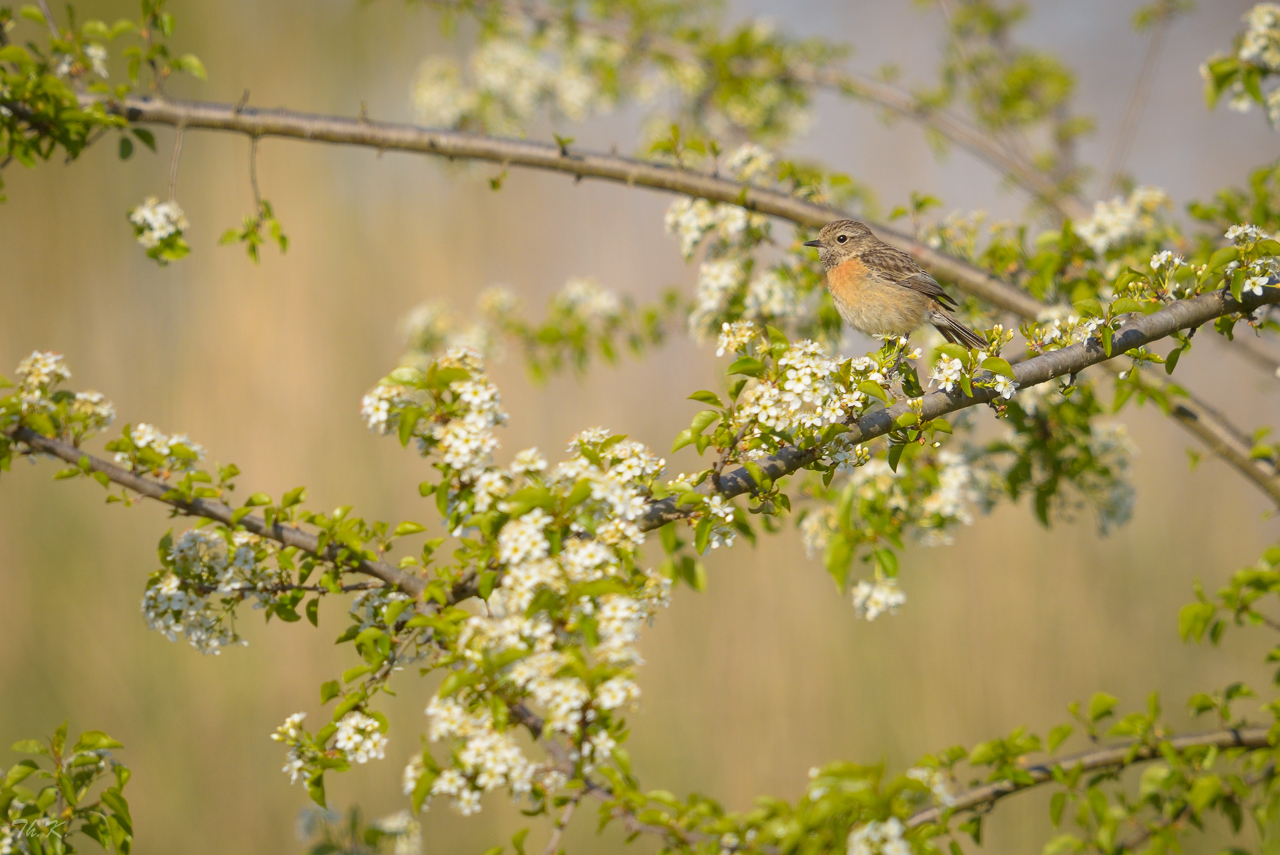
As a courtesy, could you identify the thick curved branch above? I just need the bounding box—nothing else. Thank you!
[79,96,1276,505]
[6,426,428,598]
[640,286,1280,530]
[907,726,1270,829]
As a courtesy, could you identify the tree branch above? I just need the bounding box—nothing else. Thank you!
[68,96,1280,507]
[907,726,1271,829]
[5,426,428,598]
[640,285,1280,530]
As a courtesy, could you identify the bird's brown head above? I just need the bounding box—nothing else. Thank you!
[803,219,876,271]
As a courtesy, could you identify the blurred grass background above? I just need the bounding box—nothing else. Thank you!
[1,1,1278,852]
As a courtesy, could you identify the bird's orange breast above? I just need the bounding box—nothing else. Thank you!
[824,255,928,337]
[826,256,874,299]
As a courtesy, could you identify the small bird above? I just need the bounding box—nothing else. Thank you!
[804,219,987,349]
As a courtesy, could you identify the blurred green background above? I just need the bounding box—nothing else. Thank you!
[2,1,1279,852]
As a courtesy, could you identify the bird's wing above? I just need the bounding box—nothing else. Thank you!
[859,243,958,310]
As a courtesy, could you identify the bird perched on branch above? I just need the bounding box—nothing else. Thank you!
[804,219,987,349]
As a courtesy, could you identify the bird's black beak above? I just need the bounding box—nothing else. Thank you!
[803,240,822,248]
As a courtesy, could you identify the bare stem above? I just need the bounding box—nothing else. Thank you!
[908,726,1270,828]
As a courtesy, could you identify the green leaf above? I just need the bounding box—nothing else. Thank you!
[981,357,1014,378]
[1073,298,1103,318]
[689,410,720,436]
[873,548,898,577]
[1049,791,1066,826]
[307,771,326,807]
[1207,246,1239,273]
[671,429,695,453]
[73,731,123,752]
[1188,775,1222,813]
[440,670,483,697]
[342,665,372,683]
[175,53,207,79]
[131,128,156,152]
[1179,602,1215,641]
[727,356,765,377]
[893,411,918,428]
[118,136,134,160]
[245,492,272,507]
[1087,692,1118,722]
[320,680,341,703]
[688,390,723,406]
[11,739,48,755]
[1047,724,1072,753]
[858,380,887,402]
[393,521,425,537]
[1109,297,1142,316]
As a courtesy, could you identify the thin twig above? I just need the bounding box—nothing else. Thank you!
[1102,13,1172,197]
[248,135,263,210]
[907,726,1271,828]
[34,0,60,38]
[542,791,583,855]
[4,427,428,597]
[167,123,184,202]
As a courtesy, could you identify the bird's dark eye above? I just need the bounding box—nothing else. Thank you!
[836,234,848,243]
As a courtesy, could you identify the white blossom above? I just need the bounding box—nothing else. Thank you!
[128,197,189,250]
[334,711,388,764]
[850,578,907,621]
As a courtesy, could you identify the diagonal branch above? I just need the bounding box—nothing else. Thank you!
[640,286,1280,530]
[907,726,1270,829]
[6,426,428,598]
[68,96,1280,506]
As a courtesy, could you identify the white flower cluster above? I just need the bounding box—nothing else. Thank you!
[141,529,282,654]
[115,422,206,474]
[9,351,116,435]
[929,356,964,393]
[553,278,622,324]
[128,197,189,250]
[1223,223,1280,295]
[906,766,956,807]
[361,347,508,483]
[272,712,309,784]
[918,451,977,544]
[419,697,541,815]
[1075,186,1170,254]
[15,350,71,388]
[744,267,808,325]
[360,384,415,436]
[412,21,622,133]
[724,143,776,182]
[850,577,907,621]
[1241,4,1280,71]
[334,711,388,764]
[664,198,763,260]
[847,818,910,855]
[716,321,759,357]
[83,43,108,77]
[373,811,422,855]
[689,258,745,340]
[734,340,864,437]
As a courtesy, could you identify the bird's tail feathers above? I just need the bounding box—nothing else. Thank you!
[932,313,988,350]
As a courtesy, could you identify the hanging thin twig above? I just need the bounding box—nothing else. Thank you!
[168,124,185,202]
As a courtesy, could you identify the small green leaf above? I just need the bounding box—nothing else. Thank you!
[688,390,724,406]
[727,356,765,377]
[981,357,1014,378]
[1087,692,1118,722]
[320,680,341,703]
[393,521,425,537]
